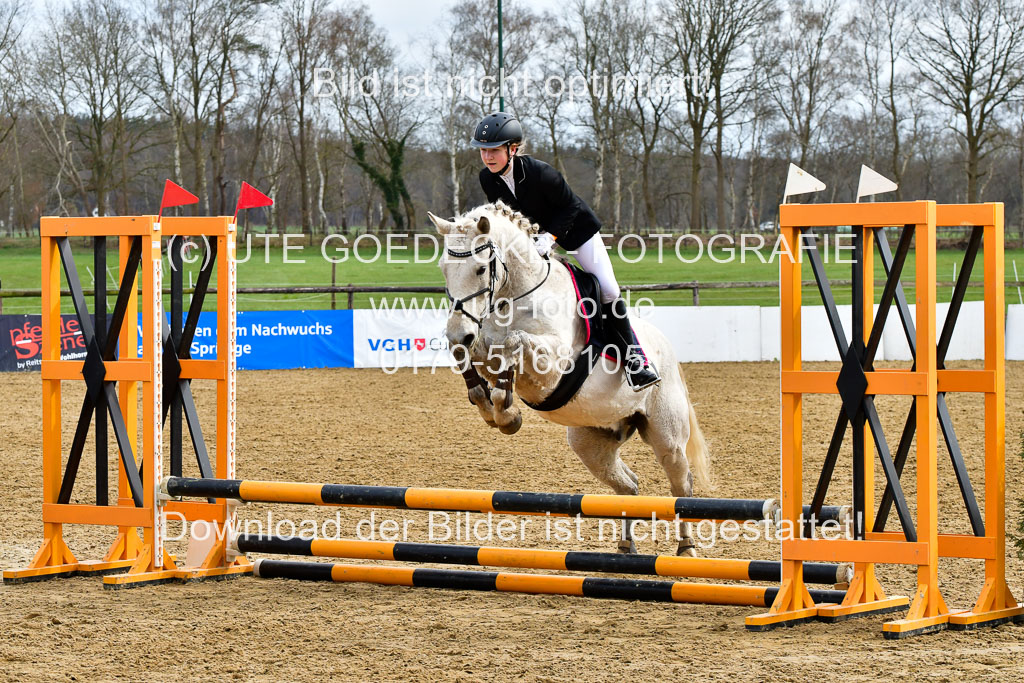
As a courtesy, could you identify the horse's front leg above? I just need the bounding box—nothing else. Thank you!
[488,335,527,435]
[488,330,566,434]
[458,359,499,429]
[491,366,522,434]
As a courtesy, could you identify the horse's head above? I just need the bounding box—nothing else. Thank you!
[428,203,537,357]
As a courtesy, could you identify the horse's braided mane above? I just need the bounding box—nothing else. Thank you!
[480,200,540,237]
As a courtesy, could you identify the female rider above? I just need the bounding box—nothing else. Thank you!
[471,112,660,391]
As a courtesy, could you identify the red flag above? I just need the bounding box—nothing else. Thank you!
[234,181,273,222]
[158,179,199,220]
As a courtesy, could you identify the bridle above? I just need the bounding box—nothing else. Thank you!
[444,239,552,329]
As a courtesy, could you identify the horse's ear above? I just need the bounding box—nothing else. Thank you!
[477,216,490,234]
[427,211,453,235]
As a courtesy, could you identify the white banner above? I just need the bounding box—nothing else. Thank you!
[352,309,455,369]
[1005,304,1024,360]
[641,305,763,362]
[350,302,1018,368]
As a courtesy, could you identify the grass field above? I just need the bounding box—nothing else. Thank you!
[1,234,1020,314]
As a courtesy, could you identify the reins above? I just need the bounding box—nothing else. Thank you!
[445,239,552,329]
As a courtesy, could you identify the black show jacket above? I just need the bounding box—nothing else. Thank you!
[478,155,602,251]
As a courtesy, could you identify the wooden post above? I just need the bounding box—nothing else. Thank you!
[331,261,337,310]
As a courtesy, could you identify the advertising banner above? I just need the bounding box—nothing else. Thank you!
[352,309,454,370]
[0,315,88,371]
[0,310,355,371]
[233,310,354,369]
[3,302,1019,371]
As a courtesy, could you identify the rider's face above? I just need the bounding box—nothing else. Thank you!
[480,144,515,173]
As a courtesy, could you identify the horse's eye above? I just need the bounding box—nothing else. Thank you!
[476,266,486,275]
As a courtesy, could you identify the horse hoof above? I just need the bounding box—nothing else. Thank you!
[676,545,697,557]
[497,414,522,435]
[617,540,637,554]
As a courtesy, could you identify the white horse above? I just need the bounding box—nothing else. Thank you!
[428,202,711,555]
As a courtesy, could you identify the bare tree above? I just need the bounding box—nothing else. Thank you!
[0,0,24,233]
[0,1,20,90]
[280,0,330,235]
[766,0,850,169]
[325,5,420,231]
[1013,103,1024,243]
[238,42,283,233]
[208,2,266,215]
[662,0,715,230]
[913,0,1024,202]
[426,0,542,215]
[261,114,288,231]
[713,1,777,230]
[446,0,539,116]
[311,106,330,231]
[139,0,188,187]
[180,0,226,214]
[566,0,631,213]
[737,30,780,229]
[618,0,671,230]
[663,0,777,231]
[851,0,921,196]
[430,6,476,215]
[511,13,571,175]
[139,0,264,215]
[27,22,88,217]
[10,0,1024,238]
[36,0,146,216]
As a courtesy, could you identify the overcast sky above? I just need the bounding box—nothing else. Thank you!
[365,0,556,49]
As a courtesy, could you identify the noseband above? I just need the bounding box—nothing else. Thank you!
[444,239,552,329]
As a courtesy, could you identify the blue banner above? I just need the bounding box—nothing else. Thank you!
[0,311,354,372]
[180,310,354,370]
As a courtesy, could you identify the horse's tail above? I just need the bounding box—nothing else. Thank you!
[679,367,714,493]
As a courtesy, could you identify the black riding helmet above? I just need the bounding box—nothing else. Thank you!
[470,112,523,149]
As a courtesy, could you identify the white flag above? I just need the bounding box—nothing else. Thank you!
[783,163,826,202]
[856,165,898,201]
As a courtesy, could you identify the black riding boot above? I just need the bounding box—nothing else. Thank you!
[604,298,660,391]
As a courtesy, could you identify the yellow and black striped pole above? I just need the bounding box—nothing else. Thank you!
[234,534,852,584]
[253,559,849,607]
[165,477,848,524]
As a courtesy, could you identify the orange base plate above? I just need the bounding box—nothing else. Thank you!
[3,559,136,584]
[882,613,950,639]
[102,562,253,590]
[817,596,909,623]
[948,606,1024,631]
[745,606,823,631]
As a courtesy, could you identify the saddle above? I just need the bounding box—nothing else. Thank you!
[521,261,618,412]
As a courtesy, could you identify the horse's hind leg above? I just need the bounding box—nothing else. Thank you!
[620,461,639,487]
[636,406,698,557]
[567,425,639,554]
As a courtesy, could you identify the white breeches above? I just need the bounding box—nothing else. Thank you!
[571,233,620,303]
